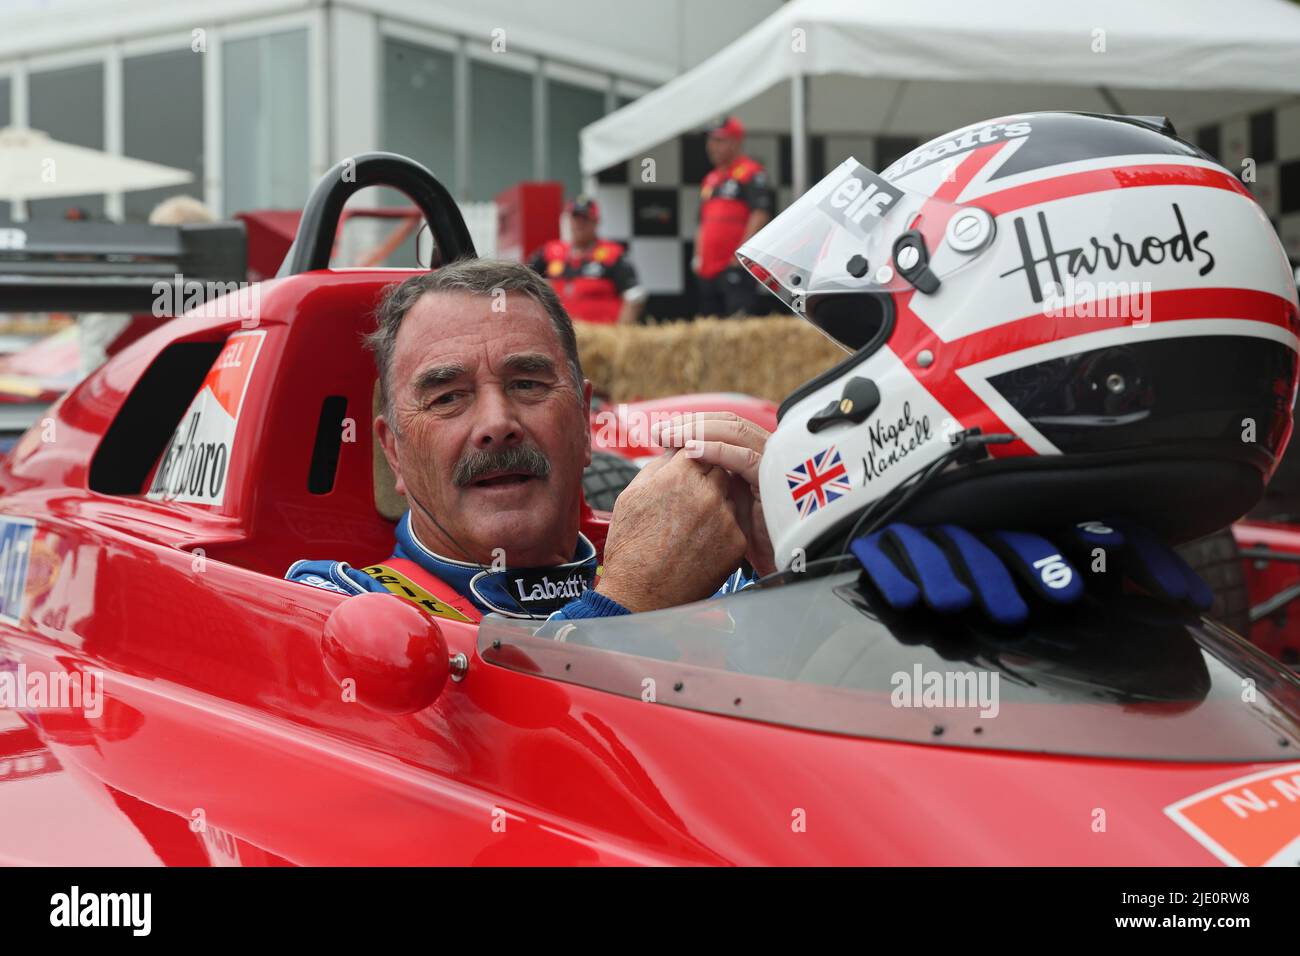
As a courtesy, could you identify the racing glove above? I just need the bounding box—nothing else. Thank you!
[1060,519,1213,611]
[850,523,1083,627]
[850,520,1212,626]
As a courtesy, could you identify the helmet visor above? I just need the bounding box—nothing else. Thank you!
[737,157,987,341]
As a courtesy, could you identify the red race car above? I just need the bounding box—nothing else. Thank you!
[0,154,1298,866]
[1182,456,1300,668]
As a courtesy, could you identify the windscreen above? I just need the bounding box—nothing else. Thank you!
[480,571,1300,762]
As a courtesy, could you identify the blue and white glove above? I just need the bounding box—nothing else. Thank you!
[1061,519,1213,611]
[850,523,1082,627]
[851,519,1210,626]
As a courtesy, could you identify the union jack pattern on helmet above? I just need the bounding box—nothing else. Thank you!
[786,445,853,517]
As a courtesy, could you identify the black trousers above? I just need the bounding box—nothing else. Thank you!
[695,265,764,317]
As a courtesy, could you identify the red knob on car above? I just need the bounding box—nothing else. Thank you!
[321,592,450,714]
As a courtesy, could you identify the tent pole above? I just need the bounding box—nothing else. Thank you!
[791,71,809,197]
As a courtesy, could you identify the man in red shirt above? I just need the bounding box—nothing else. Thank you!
[693,116,775,317]
[528,196,646,325]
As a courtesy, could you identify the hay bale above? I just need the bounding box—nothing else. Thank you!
[574,316,845,404]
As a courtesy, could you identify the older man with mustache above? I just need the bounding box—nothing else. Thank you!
[287,258,773,621]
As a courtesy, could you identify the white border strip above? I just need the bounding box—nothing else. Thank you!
[1163,761,1300,867]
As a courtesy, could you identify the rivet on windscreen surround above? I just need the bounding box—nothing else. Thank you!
[917,349,935,368]
[946,208,995,254]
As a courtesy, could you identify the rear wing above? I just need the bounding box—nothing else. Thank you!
[0,221,247,313]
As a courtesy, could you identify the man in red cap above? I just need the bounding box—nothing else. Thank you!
[528,196,646,325]
[693,116,775,317]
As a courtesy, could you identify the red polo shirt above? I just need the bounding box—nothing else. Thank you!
[696,156,775,279]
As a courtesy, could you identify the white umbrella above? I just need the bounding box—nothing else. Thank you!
[0,125,193,202]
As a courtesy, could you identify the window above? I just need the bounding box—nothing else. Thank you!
[546,78,604,199]
[90,340,225,495]
[222,29,310,216]
[123,49,204,222]
[373,37,458,265]
[468,59,533,201]
[381,38,456,190]
[28,62,106,220]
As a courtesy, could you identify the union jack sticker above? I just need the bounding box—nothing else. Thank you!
[786,445,853,518]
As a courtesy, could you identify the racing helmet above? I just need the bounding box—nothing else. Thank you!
[739,112,1300,569]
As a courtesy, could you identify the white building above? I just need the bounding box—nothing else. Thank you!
[0,0,782,225]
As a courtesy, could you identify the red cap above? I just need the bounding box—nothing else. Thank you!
[565,195,600,221]
[707,116,746,140]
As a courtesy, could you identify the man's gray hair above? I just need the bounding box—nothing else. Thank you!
[366,258,585,423]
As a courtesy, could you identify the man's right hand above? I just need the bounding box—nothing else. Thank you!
[595,450,747,613]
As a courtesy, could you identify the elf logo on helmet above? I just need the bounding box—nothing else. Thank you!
[1033,554,1073,590]
[818,163,905,239]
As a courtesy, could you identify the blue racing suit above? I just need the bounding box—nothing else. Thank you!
[286,511,753,622]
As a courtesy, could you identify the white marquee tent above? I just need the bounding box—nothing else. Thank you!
[581,0,1300,191]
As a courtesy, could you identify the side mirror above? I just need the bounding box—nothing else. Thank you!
[322,593,453,714]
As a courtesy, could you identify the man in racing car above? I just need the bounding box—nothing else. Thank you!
[287,258,773,621]
[528,196,646,325]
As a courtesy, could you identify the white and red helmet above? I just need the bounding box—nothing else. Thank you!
[739,112,1300,569]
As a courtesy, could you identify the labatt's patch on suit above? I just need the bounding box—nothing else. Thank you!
[511,568,589,613]
[361,564,474,623]
[817,162,905,240]
[472,567,591,616]
[148,330,266,506]
[1164,763,1300,866]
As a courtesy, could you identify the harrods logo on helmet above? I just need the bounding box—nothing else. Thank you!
[1000,203,1215,304]
[885,121,1032,179]
[818,163,905,238]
